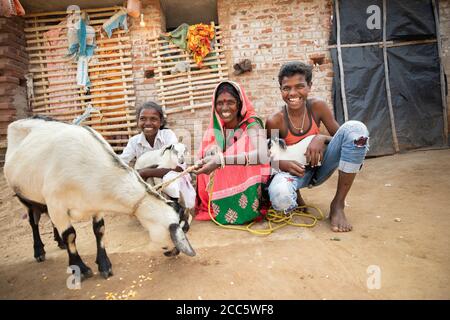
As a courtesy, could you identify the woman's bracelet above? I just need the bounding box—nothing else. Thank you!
[244,152,250,166]
[218,152,225,168]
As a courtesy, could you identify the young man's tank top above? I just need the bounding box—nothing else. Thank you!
[283,99,320,146]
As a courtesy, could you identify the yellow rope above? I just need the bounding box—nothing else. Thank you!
[206,170,324,235]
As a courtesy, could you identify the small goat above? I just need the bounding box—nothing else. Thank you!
[268,134,318,166]
[4,117,195,280]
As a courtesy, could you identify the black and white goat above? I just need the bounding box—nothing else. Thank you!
[4,116,195,280]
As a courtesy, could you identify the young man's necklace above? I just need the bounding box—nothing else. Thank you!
[287,105,307,134]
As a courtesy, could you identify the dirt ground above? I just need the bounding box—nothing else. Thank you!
[0,149,449,300]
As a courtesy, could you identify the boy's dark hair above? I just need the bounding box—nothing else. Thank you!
[136,101,167,129]
[215,82,243,114]
[278,61,313,86]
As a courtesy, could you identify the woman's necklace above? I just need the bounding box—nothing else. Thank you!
[287,105,307,134]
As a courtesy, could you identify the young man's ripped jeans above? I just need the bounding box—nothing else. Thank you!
[268,121,370,212]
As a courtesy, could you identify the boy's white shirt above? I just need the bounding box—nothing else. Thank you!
[119,129,178,165]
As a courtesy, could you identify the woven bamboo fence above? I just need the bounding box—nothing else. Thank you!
[24,6,136,152]
[149,23,228,114]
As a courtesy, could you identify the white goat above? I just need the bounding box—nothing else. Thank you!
[134,143,187,187]
[3,117,195,280]
[269,135,319,166]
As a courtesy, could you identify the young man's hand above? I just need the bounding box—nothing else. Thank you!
[279,160,305,177]
[305,135,328,167]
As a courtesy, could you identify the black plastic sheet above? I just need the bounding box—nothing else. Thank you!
[330,0,445,156]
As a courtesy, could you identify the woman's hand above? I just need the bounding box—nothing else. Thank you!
[305,135,327,167]
[279,160,305,177]
[193,155,221,175]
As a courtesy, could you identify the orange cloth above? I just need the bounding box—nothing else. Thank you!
[187,23,215,67]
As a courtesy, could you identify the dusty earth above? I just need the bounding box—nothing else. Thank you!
[0,149,449,300]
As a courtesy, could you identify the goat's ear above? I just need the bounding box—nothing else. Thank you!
[161,144,174,155]
[278,138,287,150]
[267,138,272,149]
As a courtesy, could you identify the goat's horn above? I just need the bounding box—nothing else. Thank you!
[169,224,196,256]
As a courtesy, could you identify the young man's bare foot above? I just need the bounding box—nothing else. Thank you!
[296,191,307,212]
[329,199,353,232]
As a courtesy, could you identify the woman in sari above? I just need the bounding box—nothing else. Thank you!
[194,80,271,224]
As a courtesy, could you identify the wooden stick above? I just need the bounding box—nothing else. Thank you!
[35,103,135,117]
[382,0,400,152]
[152,51,225,63]
[33,79,134,95]
[25,11,118,24]
[327,38,437,49]
[159,84,216,98]
[31,64,132,81]
[155,72,226,88]
[150,36,224,53]
[28,57,132,73]
[32,90,135,108]
[24,6,122,18]
[154,66,228,81]
[24,18,111,33]
[89,130,139,137]
[335,0,349,122]
[157,78,221,94]
[91,122,137,130]
[165,101,211,114]
[32,96,135,112]
[156,60,226,73]
[25,29,128,41]
[33,70,133,87]
[29,51,131,65]
[432,0,448,145]
[164,93,213,106]
[26,36,131,52]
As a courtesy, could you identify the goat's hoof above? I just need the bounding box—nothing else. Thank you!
[57,243,66,250]
[164,247,180,257]
[81,268,94,280]
[100,269,113,279]
[35,254,46,262]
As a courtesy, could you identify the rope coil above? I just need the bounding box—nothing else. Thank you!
[207,170,324,235]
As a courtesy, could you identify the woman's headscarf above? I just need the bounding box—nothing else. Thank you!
[198,80,259,158]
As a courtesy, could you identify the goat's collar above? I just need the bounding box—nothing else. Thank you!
[130,194,146,216]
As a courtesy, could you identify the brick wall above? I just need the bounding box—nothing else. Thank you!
[0,17,28,164]
[439,0,450,135]
[217,0,333,122]
[129,0,165,108]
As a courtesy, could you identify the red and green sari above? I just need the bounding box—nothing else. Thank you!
[195,81,270,224]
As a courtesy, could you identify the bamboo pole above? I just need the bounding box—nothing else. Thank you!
[382,0,400,152]
[32,85,133,102]
[432,0,449,145]
[335,0,349,122]
[25,11,118,24]
[33,70,133,87]
[327,39,437,49]
[32,90,135,108]
[155,72,226,88]
[158,81,219,95]
[165,101,211,114]
[24,6,122,18]
[154,66,228,81]
[29,57,132,73]
[34,103,135,117]
[159,85,216,99]
[31,64,132,81]
[26,36,131,52]
[32,97,135,112]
